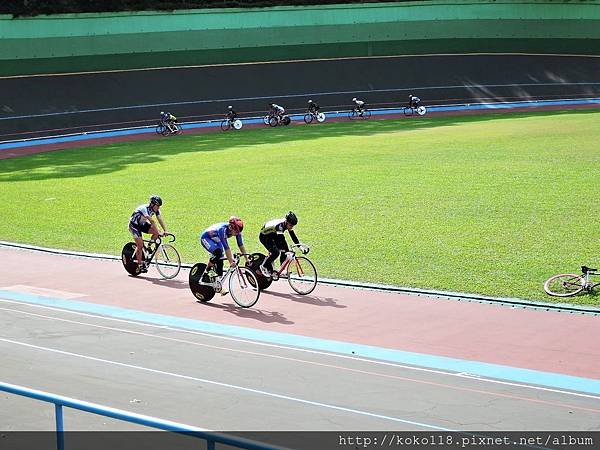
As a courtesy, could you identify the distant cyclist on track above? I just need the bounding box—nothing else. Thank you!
[307,99,320,113]
[226,105,238,122]
[160,111,178,133]
[408,95,421,109]
[128,195,168,273]
[258,211,308,278]
[352,97,366,116]
[269,103,285,121]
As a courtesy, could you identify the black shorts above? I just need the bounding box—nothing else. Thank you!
[129,221,151,239]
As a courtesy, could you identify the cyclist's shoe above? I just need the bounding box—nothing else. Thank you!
[220,290,229,296]
[139,263,148,273]
[201,269,217,283]
[259,264,271,278]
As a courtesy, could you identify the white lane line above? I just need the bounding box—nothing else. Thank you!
[2,53,599,79]
[1,301,599,402]
[0,336,452,431]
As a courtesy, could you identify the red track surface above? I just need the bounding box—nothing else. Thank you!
[2,247,599,380]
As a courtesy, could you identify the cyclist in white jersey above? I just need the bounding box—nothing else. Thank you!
[128,195,169,272]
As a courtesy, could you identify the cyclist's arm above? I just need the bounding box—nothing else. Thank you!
[157,215,168,234]
[225,248,235,266]
[288,229,300,245]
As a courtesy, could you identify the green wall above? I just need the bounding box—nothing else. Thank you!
[1,0,600,76]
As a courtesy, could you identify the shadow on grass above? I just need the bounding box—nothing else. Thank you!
[1,108,598,182]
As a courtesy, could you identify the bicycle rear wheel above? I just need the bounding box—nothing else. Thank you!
[121,242,141,276]
[316,112,326,123]
[229,267,260,308]
[189,263,216,302]
[417,106,427,116]
[155,244,181,279]
[232,119,243,130]
[287,256,317,295]
[543,273,585,297]
[363,110,372,119]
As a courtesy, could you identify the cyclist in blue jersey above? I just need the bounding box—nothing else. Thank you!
[160,111,178,132]
[128,195,168,272]
[200,216,249,283]
[258,211,308,278]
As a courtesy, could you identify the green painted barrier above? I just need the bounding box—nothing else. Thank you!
[1,0,599,76]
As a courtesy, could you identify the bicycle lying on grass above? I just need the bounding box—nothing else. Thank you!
[303,111,326,124]
[155,122,182,136]
[121,233,181,279]
[403,105,427,116]
[246,244,317,295]
[544,266,599,297]
[189,253,260,308]
[220,118,243,131]
[348,108,371,119]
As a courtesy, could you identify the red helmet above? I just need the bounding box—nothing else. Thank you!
[228,216,244,233]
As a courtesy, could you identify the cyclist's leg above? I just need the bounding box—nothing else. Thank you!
[259,234,279,276]
[200,235,221,278]
[276,235,290,266]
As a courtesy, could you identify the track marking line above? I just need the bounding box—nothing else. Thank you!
[0,336,453,431]
[2,302,600,407]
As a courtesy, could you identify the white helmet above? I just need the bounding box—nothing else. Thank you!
[352,97,357,101]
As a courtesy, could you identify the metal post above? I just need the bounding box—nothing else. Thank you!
[55,404,65,450]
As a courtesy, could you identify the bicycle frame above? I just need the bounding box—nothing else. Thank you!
[199,253,253,291]
[141,233,175,264]
[581,267,600,291]
[271,245,307,280]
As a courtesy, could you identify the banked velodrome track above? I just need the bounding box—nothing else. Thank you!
[1,53,600,141]
[1,54,600,441]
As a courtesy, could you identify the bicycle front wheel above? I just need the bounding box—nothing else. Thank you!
[304,113,313,124]
[403,107,413,116]
[287,256,317,295]
[543,273,585,297]
[220,120,231,131]
[155,244,181,279]
[229,267,260,308]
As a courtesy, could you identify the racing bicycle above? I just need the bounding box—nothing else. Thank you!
[155,121,182,136]
[246,244,317,295]
[348,108,371,119]
[403,105,427,116]
[221,117,243,131]
[263,114,291,127]
[189,253,260,308]
[544,266,600,297]
[303,111,326,124]
[121,233,181,279]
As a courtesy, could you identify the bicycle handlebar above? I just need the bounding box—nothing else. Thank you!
[161,233,176,243]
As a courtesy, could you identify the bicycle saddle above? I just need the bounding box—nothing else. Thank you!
[582,266,597,273]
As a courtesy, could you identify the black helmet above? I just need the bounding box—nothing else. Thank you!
[150,195,162,206]
[285,211,298,226]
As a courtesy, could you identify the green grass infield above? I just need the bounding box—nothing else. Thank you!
[2,110,599,305]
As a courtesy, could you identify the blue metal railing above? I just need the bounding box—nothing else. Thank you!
[0,381,286,450]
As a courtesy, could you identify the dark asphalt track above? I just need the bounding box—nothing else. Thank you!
[2,54,600,140]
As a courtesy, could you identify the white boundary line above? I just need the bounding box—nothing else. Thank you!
[1,299,599,403]
[2,53,600,80]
